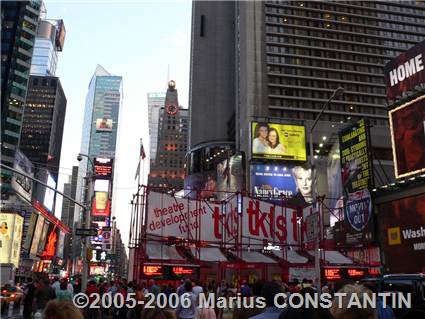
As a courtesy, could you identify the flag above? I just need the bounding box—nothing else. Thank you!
[140,142,146,160]
[134,161,140,181]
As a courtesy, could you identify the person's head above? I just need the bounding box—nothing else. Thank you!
[27,277,33,283]
[330,284,377,319]
[260,281,282,307]
[293,163,315,201]
[255,123,269,139]
[184,279,192,292]
[89,280,96,286]
[43,300,84,319]
[60,281,69,290]
[267,128,280,148]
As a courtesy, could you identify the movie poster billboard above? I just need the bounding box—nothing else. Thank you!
[95,118,113,132]
[37,220,50,255]
[384,39,425,100]
[12,150,34,202]
[378,193,425,273]
[92,192,111,217]
[339,119,374,246]
[251,122,306,161]
[23,212,38,251]
[0,213,24,267]
[389,95,425,179]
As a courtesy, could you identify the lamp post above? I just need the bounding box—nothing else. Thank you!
[77,153,95,291]
[309,87,344,293]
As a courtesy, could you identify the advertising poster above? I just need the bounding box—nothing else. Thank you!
[56,230,65,259]
[12,150,34,202]
[251,122,306,161]
[37,220,50,255]
[30,215,44,256]
[384,39,425,100]
[378,193,425,273]
[92,193,111,217]
[95,118,113,132]
[250,162,329,208]
[389,95,425,179]
[10,215,24,267]
[327,142,343,212]
[339,119,374,246]
[23,212,38,251]
[184,153,244,201]
[41,225,58,259]
[0,213,15,264]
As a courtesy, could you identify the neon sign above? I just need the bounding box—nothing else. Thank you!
[143,265,162,276]
[172,267,193,275]
[324,268,341,280]
[347,269,365,277]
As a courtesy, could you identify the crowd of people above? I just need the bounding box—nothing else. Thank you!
[17,276,425,319]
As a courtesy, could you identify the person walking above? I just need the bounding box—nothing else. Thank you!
[57,281,73,301]
[33,278,57,317]
[23,278,36,319]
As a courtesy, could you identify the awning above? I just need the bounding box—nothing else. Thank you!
[146,242,184,260]
[241,251,277,263]
[282,250,309,264]
[190,247,228,262]
[308,250,353,264]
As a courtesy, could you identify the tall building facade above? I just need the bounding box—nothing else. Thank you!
[189,1,425,189]
[30,19,65,76]
[20,75,67,185]
[75,65,123,224]
[147,92,166,165]
[1,1,41,195]
[148,81,189,190]
[61,166,78,228]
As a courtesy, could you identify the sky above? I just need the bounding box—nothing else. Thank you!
[46,0,192,247]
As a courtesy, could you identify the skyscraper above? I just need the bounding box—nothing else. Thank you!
[61,166,78,228]
[30,19,65,76]
[75,65,123,225]
[147,92,166,165]
[19,76,67,185]
[1,1,41,196]
[189,1,425,188]
[148,81,189,190]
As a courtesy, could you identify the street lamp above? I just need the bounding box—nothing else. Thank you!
[309,87,344,293]
[77,153,95,291]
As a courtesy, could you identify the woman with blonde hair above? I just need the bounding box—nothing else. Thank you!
[43,300,83,319]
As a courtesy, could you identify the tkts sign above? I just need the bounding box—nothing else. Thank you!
[146,192,313,245]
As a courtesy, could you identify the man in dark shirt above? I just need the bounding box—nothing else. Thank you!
[34,278,56,314]
[23,278,36,319]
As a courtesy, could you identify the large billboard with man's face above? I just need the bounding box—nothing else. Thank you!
[389,95,425,179]
[251,122,306,161]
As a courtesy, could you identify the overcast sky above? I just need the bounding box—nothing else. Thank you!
[47,0,192,247]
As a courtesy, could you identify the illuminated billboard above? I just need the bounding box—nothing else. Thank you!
[378,193,425,273]
[384,39,425,100]
[43,173,56,212]
[251,122,306,161]
[94,158,113,179]
[95,118,113,132]
[94,179,110,192]
[92,192,111,217]
[389,95,425,179]
[0,213,24,267]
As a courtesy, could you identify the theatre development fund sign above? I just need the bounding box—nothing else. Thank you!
[339,119,374,246]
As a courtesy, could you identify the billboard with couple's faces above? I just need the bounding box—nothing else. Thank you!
[0,213,24,268]
[389,95,425,179]
[251,122,306,161]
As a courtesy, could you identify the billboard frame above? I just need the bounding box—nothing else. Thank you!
[389,94,425,179]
